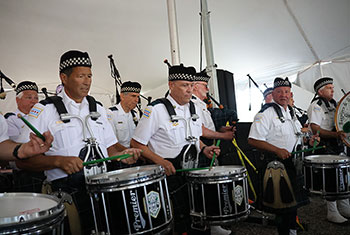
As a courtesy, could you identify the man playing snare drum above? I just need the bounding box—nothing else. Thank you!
[307,77,350,223]
[248,77,319,235]
[131,64,220,234]
[15,50,142,234]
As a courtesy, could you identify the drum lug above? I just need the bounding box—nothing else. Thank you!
[52,190,73,205]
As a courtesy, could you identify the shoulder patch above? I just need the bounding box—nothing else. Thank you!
[143,107,152,118]
[313,106,321,112]
[28,105,44,118]
[4,112,15,119]
[254,113,263,123]
[106,113,112,121]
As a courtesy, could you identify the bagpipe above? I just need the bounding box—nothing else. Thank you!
[203,93,238,130]
[108,54,152,117]
[0,70,16,100]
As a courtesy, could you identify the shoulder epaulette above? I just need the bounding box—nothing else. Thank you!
[149,99,163,106]
[4,112,15,119]
[109,106,118,111]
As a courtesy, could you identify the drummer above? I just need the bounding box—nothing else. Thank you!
[15,50,142,234]
[0,113,53,161]
[130,64,220,235]
[307,77,350,223]
[4,81,45,193]
[248,77,319,235]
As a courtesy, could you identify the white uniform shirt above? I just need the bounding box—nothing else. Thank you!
[0,114,9,143]
[18,89,117,182]
[249,103,302,152]
[107,103,138,148]
[307,99,336,131]
[5,109,27,142]
[191,95,216,131]
[132,95,203,159]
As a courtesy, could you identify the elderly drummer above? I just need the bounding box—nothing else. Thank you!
[131,64,220,234]
[307,77,350,223]
[15,50,142,234]
[0,113,53,161]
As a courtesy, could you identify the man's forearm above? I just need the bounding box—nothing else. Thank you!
[130,139,164,164]
[15,154,59,171]
[248,138,280,155]
[0,140,18,161]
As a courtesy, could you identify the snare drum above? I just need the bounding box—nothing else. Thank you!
[304,155,350,199]
[0,193,66,234]
[186,166,250,226]
[86,165,173,235]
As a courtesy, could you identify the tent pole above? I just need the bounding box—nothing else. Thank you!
[166,0,180,65]
[200,0,220,102]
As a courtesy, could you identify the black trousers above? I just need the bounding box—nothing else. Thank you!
[51,172,94,235]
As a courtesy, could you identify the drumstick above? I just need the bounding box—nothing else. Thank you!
[291,145,325,155]
[209,140,221,170]
[83,153,132,166]
[312,130,320,153]
[17,114,46,142]
[176,167,209,172]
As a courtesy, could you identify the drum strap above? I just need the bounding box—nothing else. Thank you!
[40,95,101,123]
[259,103,295,123]
[158,98,197,122]
[311,96,337,111]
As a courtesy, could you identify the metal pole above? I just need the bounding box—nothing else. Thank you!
[201,0,220,102]
[166,0,181,65]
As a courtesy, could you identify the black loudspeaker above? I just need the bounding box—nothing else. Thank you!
[216,69,237,113]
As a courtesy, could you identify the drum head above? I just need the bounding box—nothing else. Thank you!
[335,92,350,147]
[86,164,164,187]
[0,193,63,226]
[304,155,350,164]
[186,165,246,177]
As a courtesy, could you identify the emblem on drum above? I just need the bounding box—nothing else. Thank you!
[145,191,161,218]
[234,185,243,206]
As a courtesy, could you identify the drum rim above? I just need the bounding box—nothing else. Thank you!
[86,164,164,186]
[304,155,350,163]
[0,192,64,226]
[186,165,246,177]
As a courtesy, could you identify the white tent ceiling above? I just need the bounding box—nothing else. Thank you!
[1,0,349,120]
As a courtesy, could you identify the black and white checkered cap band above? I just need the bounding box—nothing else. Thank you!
[168,73,194,81]
[121,87,141,93]
[16,84,38,94]
[194,75,210,82]
[59,57,91,72]
[315,80,333,92]
[274,80,291,88]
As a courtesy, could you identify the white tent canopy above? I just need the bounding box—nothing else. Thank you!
[1,0,349,121]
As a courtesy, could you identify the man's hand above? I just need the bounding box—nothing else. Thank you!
[120,148,142,164]
[308,133,320,146]
[203,145,220,159]
[275,148,291,160]
[218,126,236,140]
[55,156,83,175]
[337,131,346,142]
[156,158,176,176]
[18,131,54,159]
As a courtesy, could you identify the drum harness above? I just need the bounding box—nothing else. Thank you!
[158,98,200,169]
[40,96,108,181]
